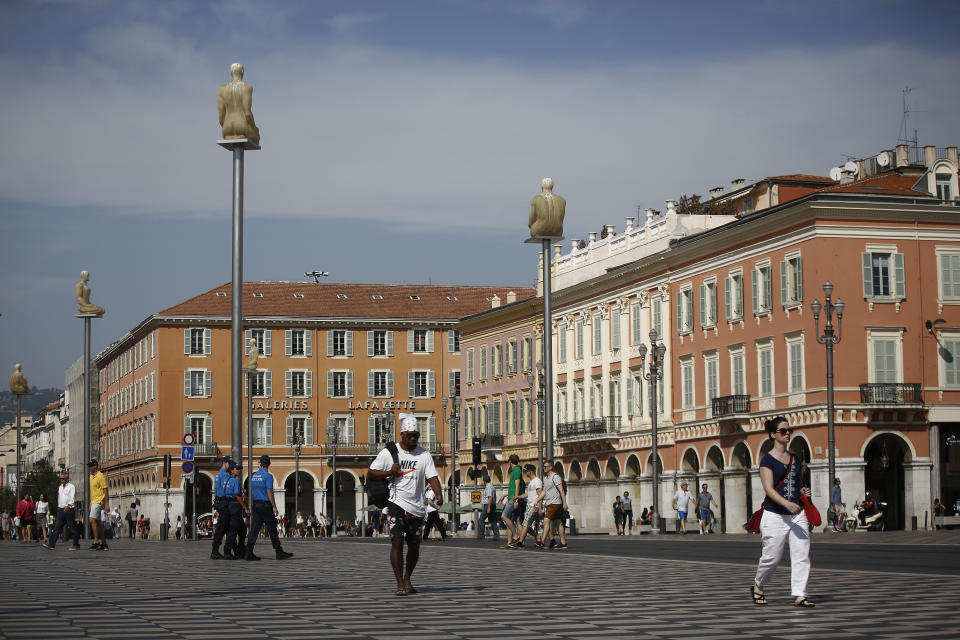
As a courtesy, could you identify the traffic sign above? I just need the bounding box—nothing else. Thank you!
[182,433,195,446]
[182,461,194,473]
[180,471,194,481]
[182,445,195,461]
[471,491,482,504]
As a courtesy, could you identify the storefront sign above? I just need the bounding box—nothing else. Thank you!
[347,400,417,410]
[252,400,311,411]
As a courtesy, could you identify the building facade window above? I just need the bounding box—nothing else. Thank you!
[410,329,433,353]
[937,173,953,201]
[752,262,773,315]
[867,330,903,383]
[941,335,960,387]
[245,329,271,356]
[757,343,774,397]
[787,337,804,392]
[286,415,314,445]
[523,336,532,371]
[448,329,460,353]
[677,286,693,334]
[681,359,695,409]
[186,414,212,444]
[186,328,211,356]
[325,370,351,398]
[730,348,746,396]
[247,370,272,398]
[449,370,460,398]
[937,250,960,301]
[184,369,211,398]
[608,379,620,417]
[862,248,905,300]
[252,416,273,445]
[781,254,803,307]
[409,370,436,398]
[700,280,717,328]
[286,370,313,398]
[368,370,393,398]
[704,353,719,406]
[493,343,503,377]
[368,330,394,357]
[611,308,622,350]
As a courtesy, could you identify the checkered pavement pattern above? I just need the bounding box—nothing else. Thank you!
[0,538,958,639]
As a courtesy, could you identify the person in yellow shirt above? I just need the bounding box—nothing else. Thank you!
[88,460,109,551]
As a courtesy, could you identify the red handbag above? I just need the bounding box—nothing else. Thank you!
[800,495,822,526]
[743,454,793,533]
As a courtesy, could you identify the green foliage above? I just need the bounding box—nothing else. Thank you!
[20,460,59,507]
[0,486,14,513]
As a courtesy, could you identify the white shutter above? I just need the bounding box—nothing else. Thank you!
[345,371,353,398]
[204,416,212,443]
[449,371,457,397]
[286,330,293,356]
[429,416,436,443]
[151,372,155,400]
[286,416,294,445]
[264,330,272,356]
[245,329,252,353]
[304,331,313,357]
[368,371,375,396]
[676,295,683,332]
[408,371,415,397]
[894,253,906,298]
[368,417,376,446]
[184,415,190,434]
[725,278,731,320]
[204,370,212,396]
[305,371,313,397]
[862,252,873,297]
[387,331,394,356]
[764,268,772,311]
[326,371,334,398]
[342,330,351,356]
[265,370,272,397]
[611,309,621,350]
[699,285,706,327]
[426,330,434,353]
[780,261,788,305]
[304,417,313,445]
[204,329,211,355]
[387,371,394,397]
[286,370,293,397]
[264,417,273,445]
[327,330,334,357]
[795,256,803,302]
[428,370,436,397]
[752,271,759,313]
[367,331,374,356]
[184,371,190,396]
[346,417,355,443]
[183,329,190,354]
[448,329,455,353]
[407,330,415,353]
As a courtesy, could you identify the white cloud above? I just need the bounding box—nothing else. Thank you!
[1,33,958,237]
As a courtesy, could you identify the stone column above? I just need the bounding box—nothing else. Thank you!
[930,424,941,524]
[904,459,934,530]
[749,467,763,513]
[722,470,748,534]
[274,489,286,519]
[313,488,325,518]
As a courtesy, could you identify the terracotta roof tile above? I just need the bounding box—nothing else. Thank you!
[812,170,930,196]
[158,282,537,320]
[764,174,836,183]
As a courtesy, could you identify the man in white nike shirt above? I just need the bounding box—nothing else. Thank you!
[369,414,443,596]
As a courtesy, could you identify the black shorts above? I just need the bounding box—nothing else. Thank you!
[385,503,424,544]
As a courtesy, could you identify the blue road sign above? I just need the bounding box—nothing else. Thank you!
[182,445,195,461]
[182,461,194,473]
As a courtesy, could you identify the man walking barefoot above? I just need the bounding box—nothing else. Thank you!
[368,414,443,595]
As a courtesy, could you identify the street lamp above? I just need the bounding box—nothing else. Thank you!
[638,329,666,535]
[811,282,844,505]
[527,361,545,477]
[443,394,461,536]
[292,424,303,535]
[326,418,341,538]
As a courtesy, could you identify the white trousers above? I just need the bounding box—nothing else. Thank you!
[754,509,810,597]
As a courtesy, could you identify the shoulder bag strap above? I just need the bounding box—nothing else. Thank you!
[762,454,793,507]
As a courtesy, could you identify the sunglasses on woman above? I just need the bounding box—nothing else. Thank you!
[776,427,793,435]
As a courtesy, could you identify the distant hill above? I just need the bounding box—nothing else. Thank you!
[0,388,63,425]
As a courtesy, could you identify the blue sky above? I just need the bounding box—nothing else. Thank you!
[2,0,959,388]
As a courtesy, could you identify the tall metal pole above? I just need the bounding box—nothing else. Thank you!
[640,330,664,535]
[192,475,197,541]
[15,396,22,502]
[246,372,253,523]
[812,282,844,503]
[329,420,339,538]
[83,316,91,539]
[294,429,301,533]
[231,146,244,463]
[541,239,554,461]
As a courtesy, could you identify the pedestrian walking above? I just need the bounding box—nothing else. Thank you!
[16,494,35,543]
[480,474,500,541]
[697,484,719,535]
[87,459,109,550]
[34,494,50,542]
[367,413,443,596]
[612,495,625,535]
[211,457,247,559]
[1,510,9,540]
[622,491,634,535]
[500,454,524,547]
[830,478,843,532]
[175,515,183,540]
[422,486,446,541]
[126,503,138,539]
[752,416,815,608]
[539,460,568,550]
[42,472,80,550]
[244,455,294,561]
[672,482,694,534]
[511,464,543,548]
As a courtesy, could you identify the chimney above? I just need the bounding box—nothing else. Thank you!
[731,178,746,190]
[624,217,635,230]
[588,231,598,244]
[947,147,958,166]
[839,168,856,184]
[895,144,909,168]
[490,294,501,309]
[709,186,725,199]
[507,291,517,304]
[924,145,937,169]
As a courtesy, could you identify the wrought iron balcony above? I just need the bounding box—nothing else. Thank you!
[712,395,752,417]
[556,416,621,442]
[480,434,504,450]
[859,383,922,405]
[194,442,222,458]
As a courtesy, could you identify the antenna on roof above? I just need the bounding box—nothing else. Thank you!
[304,270,329,283]
[898,87,920,162]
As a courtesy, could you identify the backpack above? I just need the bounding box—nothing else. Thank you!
[366,442,400,509]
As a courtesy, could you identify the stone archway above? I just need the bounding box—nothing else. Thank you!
[325,470,357,528]
[569,459,583,482]
[863,433,912,530]
[585,458,601,482]
[625,454,642,478]
[284,471,315,522]
[184,472,213,529]
[604,457,621,480]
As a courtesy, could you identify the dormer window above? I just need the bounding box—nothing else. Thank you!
[252,292,263,298]
[293,293,304,299]
[337,294,348,300]
[410,295,420,300]
[215,292,227,297]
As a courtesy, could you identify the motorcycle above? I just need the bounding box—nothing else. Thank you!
[845,500,887,531]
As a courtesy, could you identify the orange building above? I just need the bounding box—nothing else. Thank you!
[95,282,532,536]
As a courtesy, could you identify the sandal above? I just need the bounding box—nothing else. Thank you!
[751,584,767,606]
[395,588,407,596]
[404,585,418,595]
[794,597,815,608]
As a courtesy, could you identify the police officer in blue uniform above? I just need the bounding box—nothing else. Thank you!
[210,456,233,559]
[244,455,294,561]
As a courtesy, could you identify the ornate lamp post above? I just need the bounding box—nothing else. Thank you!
[8,364,28,501]
[527,362,546,476]
[638,329,666,535]
[326,418,341,538]
[443,394,461,536]
[811,282,844,500]
[292,424,303,533]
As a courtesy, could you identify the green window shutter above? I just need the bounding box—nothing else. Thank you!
[894,253,906,298]
[631,303,641,343]
[265,417,273,445]
[345,371,352,398]
[264,330,272,356]
[448,330,455,353]
[764,269,772,310]
[724,279,731,320]
[204,371,212,396]
[795,256,803,302]
[303,417,312,445]
[407,330,415,353]
[408,371,415,397]
[286,416,293,445]
[265,370,272,397]
[752,271,759,313]
[387,331,394,356]
[676,295,683,332]
[699,285,706,327]
[244,329,252,354]
[611,309,621,350]
[286,370,293,397]
[304,331,313,357]
[368,371,374,397]
[862,252,873,297]
[204,329,211,355]
[183,329,190,355]
[426,330,435,353]
[428,371,436,397]
[286,329,293,356]
[429,416,436,442]
[367,331,374,356]
[626,374,634,416]
[780,261,788,305]
[387,371,394,397]
[204,417,212,443]
[345,331,352,357]
[368,417,376,446]
[685,292,693,329]
[326,330,333,357]
[184,415,190,434]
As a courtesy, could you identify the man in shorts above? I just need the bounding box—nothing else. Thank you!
[539,460,568,550]
[510,464,543,549]
[368,413,443,596]
[87,459,109,550]
[500,454,524,547]
[672,481,693,534]
[697,483,719,534]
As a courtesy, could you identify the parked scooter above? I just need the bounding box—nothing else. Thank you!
[845,498,887,531]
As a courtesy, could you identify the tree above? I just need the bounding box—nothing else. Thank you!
[675,193,740,217]
[21,460,59,509]
[0,486,14,513]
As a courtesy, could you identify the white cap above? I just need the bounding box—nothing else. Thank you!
[399,413,419,433]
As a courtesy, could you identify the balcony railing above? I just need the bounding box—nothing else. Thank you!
[712,395,752,417]
[859,383,922,405]
[194,442,222,458]
[480,434,504,450]
[366,441,446,455]
[556,416,621,441]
